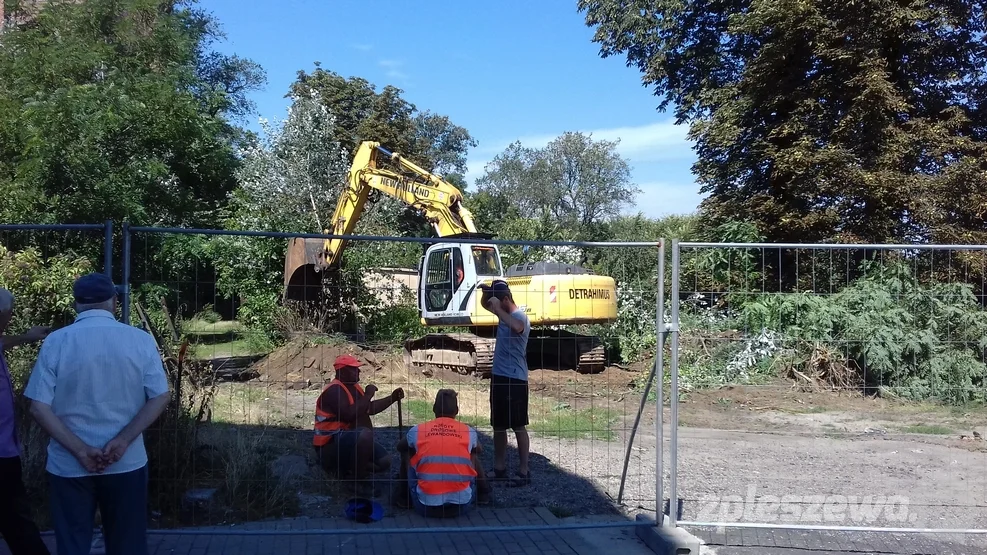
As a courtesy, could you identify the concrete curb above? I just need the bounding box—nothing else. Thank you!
[634,514,704,555]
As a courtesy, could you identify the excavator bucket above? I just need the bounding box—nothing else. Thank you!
[283,238,330,303]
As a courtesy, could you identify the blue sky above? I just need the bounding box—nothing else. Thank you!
[200,0,704,218]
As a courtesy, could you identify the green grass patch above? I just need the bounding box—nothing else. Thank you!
[400,399,617,441]
[529,405,618,441]
[897,424,954,435]
[184,319,244,336]
[401,399,490,428]
[189,338,269,359]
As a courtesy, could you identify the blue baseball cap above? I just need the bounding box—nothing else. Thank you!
[344,497,384,523]
[479,279,511,300]
[73,273,119,304]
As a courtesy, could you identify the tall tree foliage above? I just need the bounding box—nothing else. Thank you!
[579,0,987,244]
[475,131,640,237]
[0,0,264,227]
[289,65,476,175]
[288,65,478,244]
[207,92,351,335]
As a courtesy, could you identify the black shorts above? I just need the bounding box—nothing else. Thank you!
[490,374,529,430]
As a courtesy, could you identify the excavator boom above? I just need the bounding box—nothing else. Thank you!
[284,141,477,296]
[321,141,479,267]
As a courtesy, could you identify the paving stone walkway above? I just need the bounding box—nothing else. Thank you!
[688,525,987,555]
[3,507,646,555]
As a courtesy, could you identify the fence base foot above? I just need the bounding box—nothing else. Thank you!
[635,514,703,555]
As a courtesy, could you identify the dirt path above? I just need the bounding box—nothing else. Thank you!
[619,384,987,530]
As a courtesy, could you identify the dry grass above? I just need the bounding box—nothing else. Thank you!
[777,342,862,392]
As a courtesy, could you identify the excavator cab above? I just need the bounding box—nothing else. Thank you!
[418,234,504,326]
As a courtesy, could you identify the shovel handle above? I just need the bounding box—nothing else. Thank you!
[397,398,403,431]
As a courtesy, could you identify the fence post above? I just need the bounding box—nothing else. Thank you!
[669,239,680,527]
[102,220,114,278]
[121,222,131,325]
[655,238,665,523]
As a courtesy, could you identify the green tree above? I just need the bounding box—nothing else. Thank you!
[210,92,351,337]
[475,131,640,238]
[0,0,264,228]
[579,0,987,244]
[288,65,476,175]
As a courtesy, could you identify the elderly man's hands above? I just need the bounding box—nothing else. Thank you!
[71,436,131,474]
[391,388,405,402]
[74,445,110,474]
[102,436,131,466]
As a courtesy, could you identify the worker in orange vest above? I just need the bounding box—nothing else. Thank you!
[395,389,491,517]
[313,354,404,497]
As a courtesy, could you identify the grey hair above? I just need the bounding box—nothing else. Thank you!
[75,299,115,313]
[0,288,14,313]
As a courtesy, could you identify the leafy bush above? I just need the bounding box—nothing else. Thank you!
[740,261,987,403]
[366,304,426,346]
[593,285,659,363]
[0,245,93,386]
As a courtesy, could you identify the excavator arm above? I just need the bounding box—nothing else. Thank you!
[284,141,481,298]
[321,141,479,267]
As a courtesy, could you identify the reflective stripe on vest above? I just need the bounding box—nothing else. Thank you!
[410,417,477,496]
[313,379,364,447]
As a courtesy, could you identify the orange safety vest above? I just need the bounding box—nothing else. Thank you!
[313,379,364,447]
[409,417,477,496]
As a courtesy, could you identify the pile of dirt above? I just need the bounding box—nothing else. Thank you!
[249,339,405,391]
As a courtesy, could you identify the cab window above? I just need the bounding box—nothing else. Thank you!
[471,246,501,277]
[424,249,453,311]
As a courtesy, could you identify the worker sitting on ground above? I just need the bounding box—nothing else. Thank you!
[395,389,492,517]
[313,354,404,497]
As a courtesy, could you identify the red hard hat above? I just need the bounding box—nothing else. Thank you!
[333,354,362,371]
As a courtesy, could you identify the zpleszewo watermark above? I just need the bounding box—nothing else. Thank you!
[695,485,918,525]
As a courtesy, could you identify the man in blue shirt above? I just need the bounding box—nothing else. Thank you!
[478,280,532,487]
[25,273,170,555]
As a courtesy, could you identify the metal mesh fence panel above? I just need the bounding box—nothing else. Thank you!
[120,227,661,533]
[670,241,987,535]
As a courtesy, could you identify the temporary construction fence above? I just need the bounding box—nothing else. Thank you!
[666,239,987,538]
[2,222,986,541]
[0,222,664,538]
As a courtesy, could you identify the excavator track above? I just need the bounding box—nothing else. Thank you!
[403,330,607,378]
[404,333,496,378]
[528,330,608,375]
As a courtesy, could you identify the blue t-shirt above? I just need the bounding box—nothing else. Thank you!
[492,308,530,381]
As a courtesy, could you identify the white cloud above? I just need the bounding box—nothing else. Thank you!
[350,43,373,51]
[466,120,694,182]
[378,59,408,81]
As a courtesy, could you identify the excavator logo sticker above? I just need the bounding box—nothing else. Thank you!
[549,286,557,303]
[569,288,612,300]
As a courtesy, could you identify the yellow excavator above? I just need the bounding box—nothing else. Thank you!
[283,141,618,376]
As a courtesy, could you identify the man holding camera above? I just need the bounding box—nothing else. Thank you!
[479,280,532,488]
